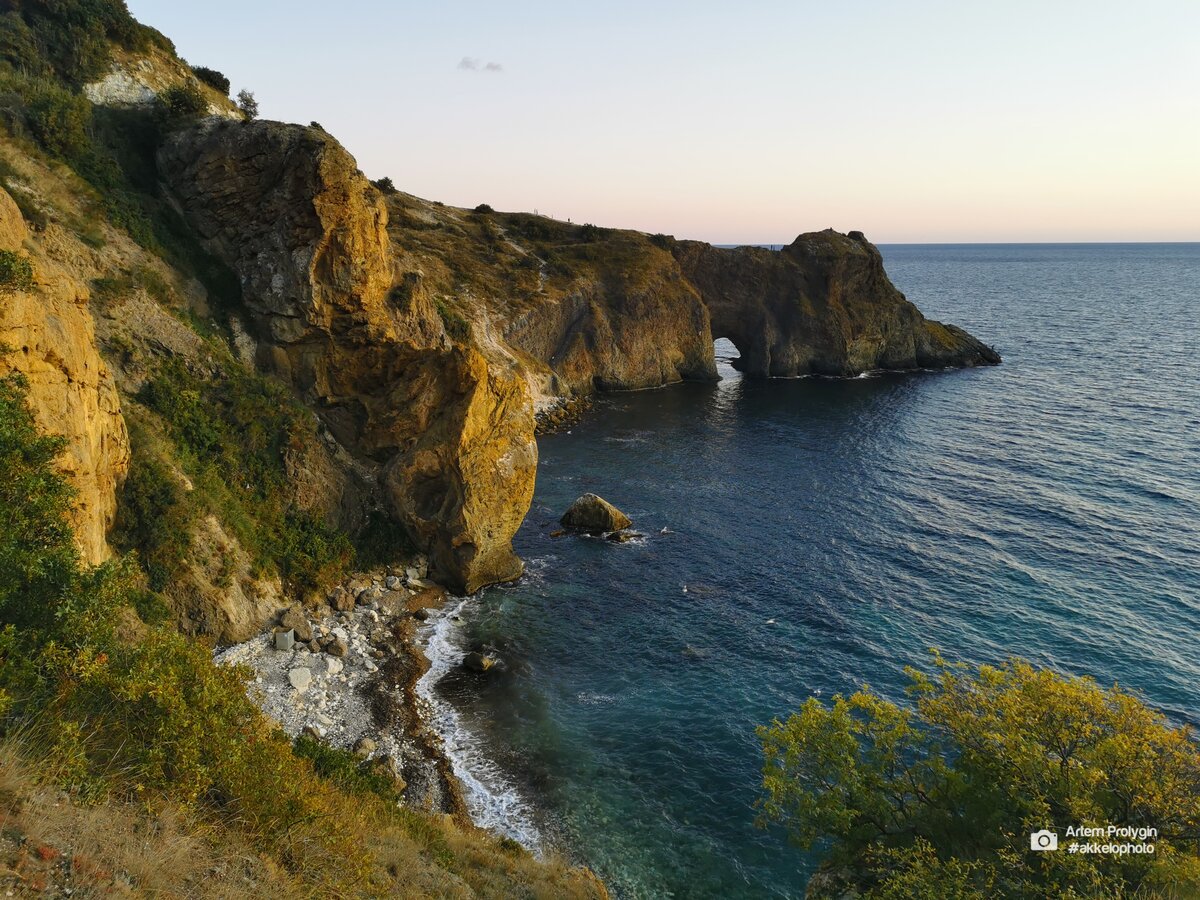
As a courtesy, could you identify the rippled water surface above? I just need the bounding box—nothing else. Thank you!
[434,244,1200,898]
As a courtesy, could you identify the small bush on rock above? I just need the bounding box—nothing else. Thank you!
[0,250,34,294]
[161,82,207,119]
[236,89,258,120]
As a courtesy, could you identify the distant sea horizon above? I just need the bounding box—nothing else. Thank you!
[718,240,1200,248]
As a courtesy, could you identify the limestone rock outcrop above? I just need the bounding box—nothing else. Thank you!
[158,121,536,594]
[672,230,1000,376]
[0,187,130,564]
[501,245,718,393]
[84,47,238,117]
[376,195,999,412]
[561,494,632,534]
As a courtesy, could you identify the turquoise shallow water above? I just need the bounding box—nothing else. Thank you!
[431,244,1200,898]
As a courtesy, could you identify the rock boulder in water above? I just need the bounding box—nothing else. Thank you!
[463,651,499,673]
[561,494,632,533]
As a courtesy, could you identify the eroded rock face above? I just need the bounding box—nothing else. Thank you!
[502,253,718,393]
[158,121,536,594]
[673,230,1000,376]
[0,187,130,564]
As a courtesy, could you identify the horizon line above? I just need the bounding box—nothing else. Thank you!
[719,240,1200,247]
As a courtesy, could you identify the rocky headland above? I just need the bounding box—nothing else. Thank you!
[147,118,1000,604]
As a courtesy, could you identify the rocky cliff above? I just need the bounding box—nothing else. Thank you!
[157,120,537,595]
[673,230,1000,376]
[375,194,999,398]
[0,186,129,564]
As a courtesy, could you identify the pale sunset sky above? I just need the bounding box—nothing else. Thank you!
[128,1,1199,244]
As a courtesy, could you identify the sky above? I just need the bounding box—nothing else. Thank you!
[127,0,1200,244]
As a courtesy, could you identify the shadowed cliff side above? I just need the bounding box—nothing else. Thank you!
[672,230,1000,377]
[157,120,536,594]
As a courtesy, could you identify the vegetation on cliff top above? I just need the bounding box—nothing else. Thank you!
[760,653,1200,898]
[0,0,171,86]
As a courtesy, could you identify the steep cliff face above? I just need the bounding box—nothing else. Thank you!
[497,238,717,393]
[0,187,129,564]
[373,198,717,402]
[157,121,537,594]
[673,230,1000,377]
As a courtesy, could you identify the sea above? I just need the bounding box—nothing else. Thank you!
[416,243,1200,898]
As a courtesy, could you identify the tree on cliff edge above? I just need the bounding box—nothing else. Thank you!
[237,88,258,120]
[759,653,1200,898]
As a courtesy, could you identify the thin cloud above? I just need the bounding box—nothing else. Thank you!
[458,57,503,73]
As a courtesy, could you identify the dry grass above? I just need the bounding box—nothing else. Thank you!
[0,741,290,898]
[0,740,606,899]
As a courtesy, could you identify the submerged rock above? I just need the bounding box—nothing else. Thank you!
[463,651,500,673]
[606,530,642,544]
[561,493,632,534]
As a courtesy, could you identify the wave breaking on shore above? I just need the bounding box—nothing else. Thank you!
[415,597,545,851]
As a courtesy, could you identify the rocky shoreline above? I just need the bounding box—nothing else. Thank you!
[215,563,472,824]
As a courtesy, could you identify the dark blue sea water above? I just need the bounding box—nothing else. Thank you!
[428,244,1200,898]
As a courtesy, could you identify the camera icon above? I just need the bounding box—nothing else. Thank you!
[1030,829,1058,851]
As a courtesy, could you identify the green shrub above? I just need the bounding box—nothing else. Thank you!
[372,176,397,194]
[293,734,401,803]
[0,249,34,294]
[0,372,80,635]
[161,81,206,119]
[112,446,193,591]
[236,88,258,120]
[759,653,1200,898]
[473,203,494,214]
[0,372,130,648]
[0,12,48,77]
[133,360,353,595]
[26,81,91,157]
[434,297,470,341]
[190,65,229,95]
[10,1,132,84]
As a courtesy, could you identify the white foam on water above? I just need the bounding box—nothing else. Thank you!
[415,598,545,852]
[577,691,616,705]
